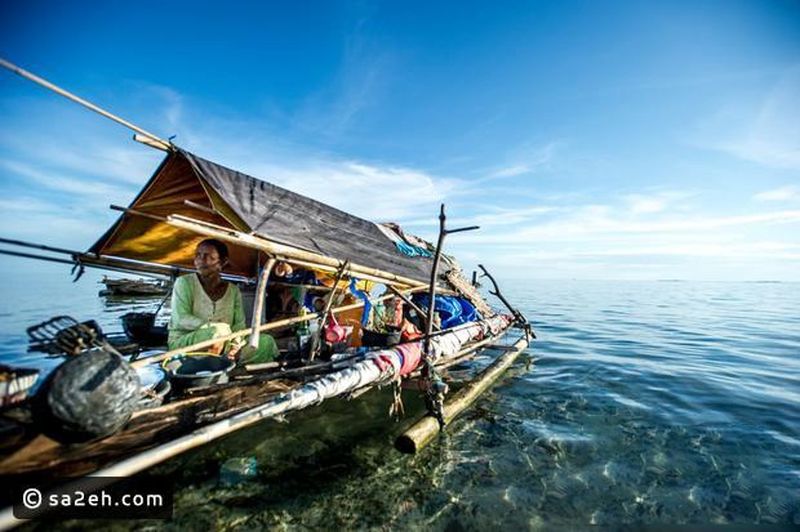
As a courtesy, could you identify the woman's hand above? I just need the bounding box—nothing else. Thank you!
[226,344,241,361]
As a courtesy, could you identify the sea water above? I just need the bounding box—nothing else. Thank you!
[1,264,798,528]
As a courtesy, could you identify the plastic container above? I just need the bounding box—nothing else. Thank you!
[361,328,402,347]
[163,354,235,392]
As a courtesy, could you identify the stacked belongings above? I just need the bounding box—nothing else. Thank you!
[412,294,481,330]
[244,314,513,413]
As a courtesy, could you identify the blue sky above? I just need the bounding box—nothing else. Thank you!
[1,0,799,281]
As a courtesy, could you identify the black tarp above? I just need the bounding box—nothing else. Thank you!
[90,148,433,283]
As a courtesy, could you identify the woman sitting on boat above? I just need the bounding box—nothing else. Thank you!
[168,238,278,364]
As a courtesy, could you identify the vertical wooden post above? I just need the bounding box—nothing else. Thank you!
[309,261,350,361]
[423,205,448,360]
[249,257,276,350]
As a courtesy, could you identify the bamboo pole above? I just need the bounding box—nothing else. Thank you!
[171,213,322,256]
[0,249,78,267]
[309,261,349,361]
[166,215,429,288]
[0,236,91,257]
[0,58,172,151]
[183,199,218,216]
[288,257,431,289]
[424,205,447,359]
[395,335,530,454]
[248,257,276,350]
[131,285,429,368]
[109,205,431,289]
[478,264,534,339]
[270,281,332,293]
[419,205,479,428]
[133,133,170,152]
[0,242,195,280]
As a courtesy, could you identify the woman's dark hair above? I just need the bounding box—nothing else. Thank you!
[197,238,229,261]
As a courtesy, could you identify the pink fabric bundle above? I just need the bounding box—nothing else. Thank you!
[395,342,423,376]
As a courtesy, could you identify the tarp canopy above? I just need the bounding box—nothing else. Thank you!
[90,148,434,282]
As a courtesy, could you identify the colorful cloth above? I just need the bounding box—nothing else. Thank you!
[168,274,278,363]
[394,241,433,258]
[396,343,422,376]
[348,278,372,326]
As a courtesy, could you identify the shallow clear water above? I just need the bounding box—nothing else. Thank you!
[2,266,799,528]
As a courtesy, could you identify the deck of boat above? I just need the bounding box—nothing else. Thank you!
[0,376,295,481]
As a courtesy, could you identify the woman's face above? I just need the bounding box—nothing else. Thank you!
[194,243,225,277]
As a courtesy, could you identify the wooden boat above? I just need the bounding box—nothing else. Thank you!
[0,318,522,478]
[0,59,534,528]
[99,277,170,297]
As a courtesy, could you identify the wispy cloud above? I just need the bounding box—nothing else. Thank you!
[481,141,561,181]
[457,208,800,246]
[489,165,530,178]
[703,65,800,169]
[402,205,557,229]
[0,195,112,249]
[2,76,799,280]
[0,97,168,185]
[290,9,391,140]
[0,159,135,198]
[754,185,800,202]
[622,191,695,214]
[499,241,800,261]
[0,196,62,213]
[242,159,462,222]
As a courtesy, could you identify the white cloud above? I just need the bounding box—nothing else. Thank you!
[496,241,800,262]
[490,165,530,178]
[754,185,800,202]
[401,205,557,230]
[3,76,799,281]
[621,190,698,215]
[455,207,800,247]
[0,196,62,213]
[0,159,135,198]
[708,65,800,169]
[249,159,462,221]
[482,141,561,181]
[627,196,666,214]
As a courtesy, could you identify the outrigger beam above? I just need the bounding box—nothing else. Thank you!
[395,334,529,454]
